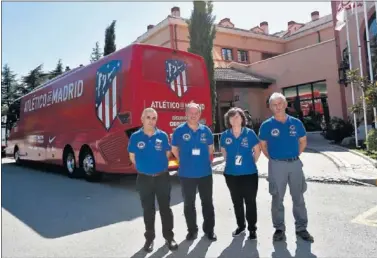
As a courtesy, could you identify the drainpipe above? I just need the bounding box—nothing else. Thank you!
[317,31,321,43]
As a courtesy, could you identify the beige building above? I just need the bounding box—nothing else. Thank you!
[134,5,357,132]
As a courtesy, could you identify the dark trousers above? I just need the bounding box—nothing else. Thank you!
[180,175,215,234]
[136,172,174,241]
[225,173,259,232]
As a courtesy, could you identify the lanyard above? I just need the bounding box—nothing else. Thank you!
[231,128,244,155]
[189,128,201,149]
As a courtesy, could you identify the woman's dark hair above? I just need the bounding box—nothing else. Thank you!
[224,107,248,129]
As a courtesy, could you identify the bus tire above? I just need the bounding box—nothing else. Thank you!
[80,147,102,182]
[63,147,80,178]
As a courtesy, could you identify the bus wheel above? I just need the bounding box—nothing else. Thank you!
[81,150,102,182]
[64,151,79,178]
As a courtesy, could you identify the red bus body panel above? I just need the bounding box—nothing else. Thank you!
[5,44,212,174]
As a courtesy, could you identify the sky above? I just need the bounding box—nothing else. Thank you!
[2,2,332,79]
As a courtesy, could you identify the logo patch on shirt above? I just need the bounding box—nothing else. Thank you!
[271,128,280,137]
[289,125,296,136]
[137,141,146,149]
[225,138,232,145]
[155,138,162,151]
[241,137,249,148]
[200,133,207,143]
[183,133,191,141]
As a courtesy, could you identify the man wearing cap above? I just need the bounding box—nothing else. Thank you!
[259,92,314,243]
[171,102,217,241]
[128,107,178,252]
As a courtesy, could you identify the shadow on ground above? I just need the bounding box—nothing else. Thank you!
[1,162,184,239]
[272,239,317,258]
[130,236,317,258]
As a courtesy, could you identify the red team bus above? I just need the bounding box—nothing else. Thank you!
[5,44,213,181]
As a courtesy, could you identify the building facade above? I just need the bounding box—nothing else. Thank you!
[331,1,376,126]
[134,4,376,132]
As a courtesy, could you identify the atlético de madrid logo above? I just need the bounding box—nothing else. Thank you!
[95,60,122,131]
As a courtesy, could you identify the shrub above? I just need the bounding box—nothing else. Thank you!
[366,128,377,151]
[324,116,355,143]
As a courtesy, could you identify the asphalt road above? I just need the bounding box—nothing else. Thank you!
[1,159,377,258]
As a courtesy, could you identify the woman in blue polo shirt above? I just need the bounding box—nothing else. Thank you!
[220,107,261,240]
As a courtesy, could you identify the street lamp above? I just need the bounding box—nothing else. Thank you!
[338,46,350,87]
[338,60,349,87]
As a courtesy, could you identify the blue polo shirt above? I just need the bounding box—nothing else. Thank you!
[127,128,171,174]
[171,122,214,178]
[220,127,260,176]
[259,115,306,159]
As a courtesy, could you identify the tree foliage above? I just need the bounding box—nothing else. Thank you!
[104,20,117,56]
[22,64,47,93]
[187,1,217,127]
[1,64,18,107]
[50,59,64,79]
[347,68,377,115]
[90,41,102,63]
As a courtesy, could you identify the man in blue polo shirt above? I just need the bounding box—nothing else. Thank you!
[128,107,178,252]
[171,102,217,241]
[259,92,314,243]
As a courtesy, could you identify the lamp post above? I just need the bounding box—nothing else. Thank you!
[338,60,350,87]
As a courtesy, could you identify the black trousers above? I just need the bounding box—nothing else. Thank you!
[136,172,174,241]
[225,173,259,232]
[180,175,215,234]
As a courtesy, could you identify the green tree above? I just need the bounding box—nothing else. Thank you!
[90,41,102,62]
[104,20,116,56]
[22,64,47,93]
[348,69,377,113]
[347,68,377,150]
[187,1,217,128]
[1,64,18,107]
[50,59,64,79]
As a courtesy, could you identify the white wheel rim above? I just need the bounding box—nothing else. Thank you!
[83,154,94,175]
[66,154,75,173]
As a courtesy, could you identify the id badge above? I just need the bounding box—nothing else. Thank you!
[235,155,242,166]
[192,148,201,155]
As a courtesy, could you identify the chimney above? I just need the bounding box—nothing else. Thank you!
[147,24,154,31]
[288,21,296,27]
[218,18,234,28]
[171,6,180,17]
[311,11,319,21]
[260,21,269,34]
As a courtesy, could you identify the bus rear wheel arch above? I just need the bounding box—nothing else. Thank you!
[79,145,102,182]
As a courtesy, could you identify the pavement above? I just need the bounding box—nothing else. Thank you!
[2,160,377,258]
[212,132,377,186]
[304,132,377,186]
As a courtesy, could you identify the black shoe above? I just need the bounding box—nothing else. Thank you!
[143,239,154,252]
[166,239,178,250]
[232,227,245,237]
[206,232,217,241]
[273,230,286,241]
[249,231,257,240]
[186,231,198,241]
[296,230,314,242]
